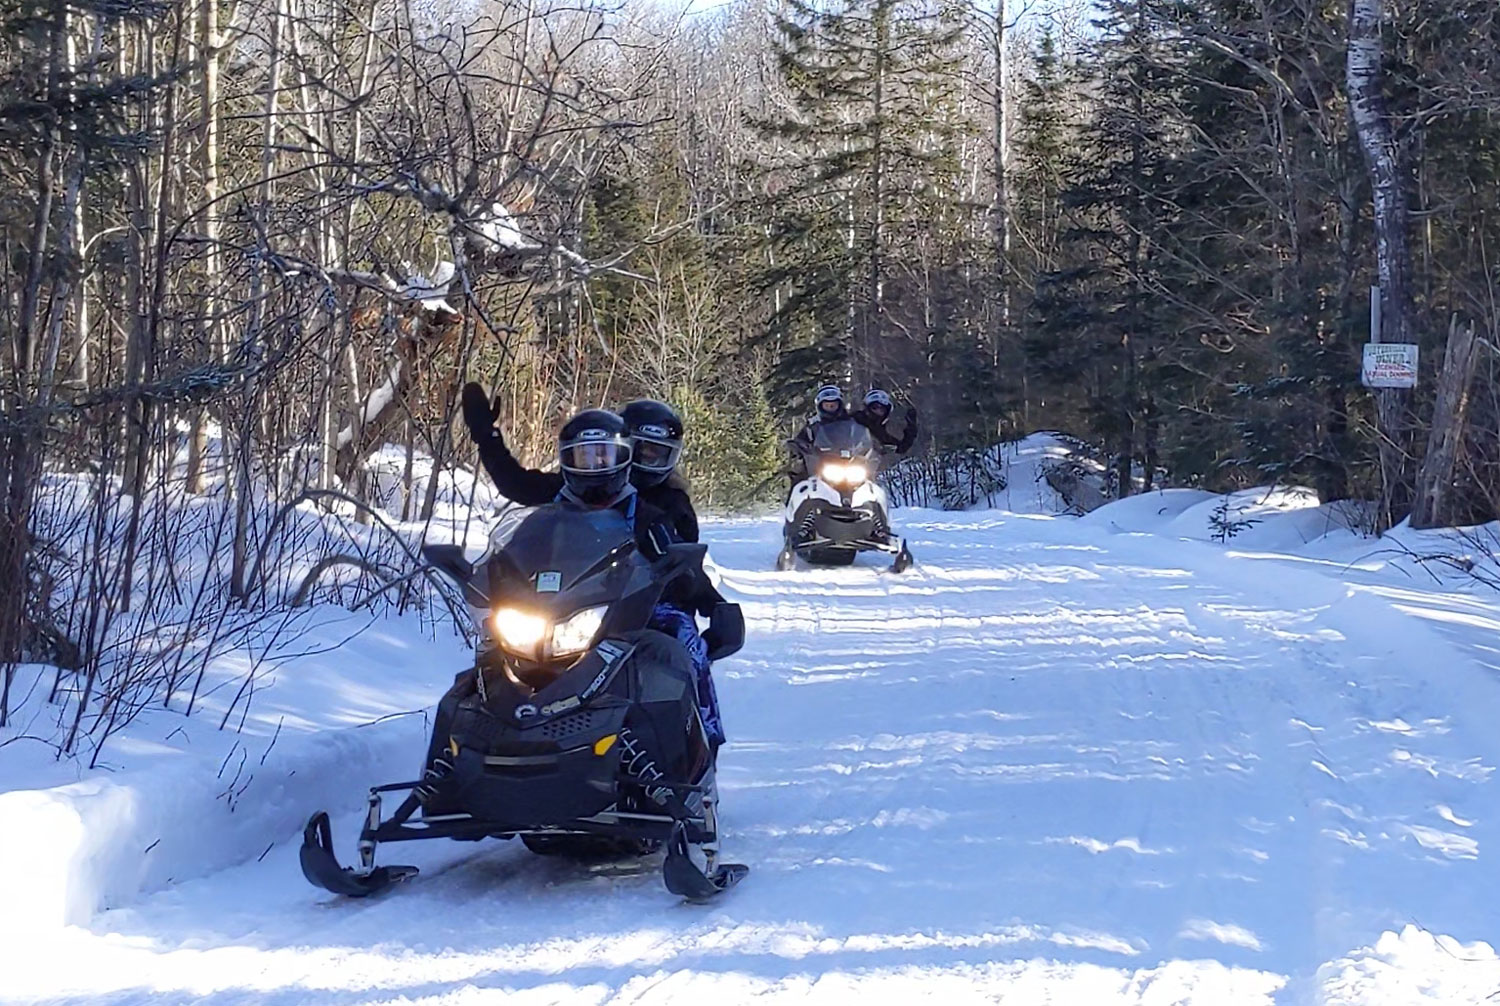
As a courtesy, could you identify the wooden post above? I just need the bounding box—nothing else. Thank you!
[1410,316,1479,529]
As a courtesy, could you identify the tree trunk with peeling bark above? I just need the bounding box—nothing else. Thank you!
[1346,0,1416,527]
[1410,317,1479,530]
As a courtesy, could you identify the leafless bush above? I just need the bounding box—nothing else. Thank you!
[885,447,1009,510]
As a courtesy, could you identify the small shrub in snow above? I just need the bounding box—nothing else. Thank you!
[5,450,484,767]
[1207,495,1263,542]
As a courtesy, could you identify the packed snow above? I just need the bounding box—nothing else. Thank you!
[5,450,1500,1004]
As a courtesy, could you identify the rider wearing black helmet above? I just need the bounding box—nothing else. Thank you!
[619,398,698,544]
[557,409,636,506]
[550,409,679,561]
[786,384,850,486]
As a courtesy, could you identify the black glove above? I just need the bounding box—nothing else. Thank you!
[461,382,501,443]
[640,521,674,561]
[904,403,918,421]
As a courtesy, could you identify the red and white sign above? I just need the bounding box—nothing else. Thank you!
[1361,343,1418,389]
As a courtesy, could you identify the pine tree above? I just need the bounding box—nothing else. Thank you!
[1009,27,1079,434]
[752,0,967,412]
[1033,0,1180,496]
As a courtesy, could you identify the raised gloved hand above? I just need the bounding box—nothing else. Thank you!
[461,382,502,444]
[640,521,674,562]
[904,402,919,421]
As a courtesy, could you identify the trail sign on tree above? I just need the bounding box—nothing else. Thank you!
[1361,343,1419,389]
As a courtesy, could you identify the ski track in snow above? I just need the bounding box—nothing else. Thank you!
[6,510,1500,1005]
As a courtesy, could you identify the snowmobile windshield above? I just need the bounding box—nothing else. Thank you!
[809,418,879,463]
[487,503,541,555]
[492,503,635,589]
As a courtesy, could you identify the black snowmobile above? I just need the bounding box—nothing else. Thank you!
[778,418,913,572]
[299,502,749,901]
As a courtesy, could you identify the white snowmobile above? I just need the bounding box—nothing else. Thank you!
[298,501,749,902]
[777,418,913,572]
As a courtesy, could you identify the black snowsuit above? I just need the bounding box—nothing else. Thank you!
[474,430,699,544]
[852,407,918,454]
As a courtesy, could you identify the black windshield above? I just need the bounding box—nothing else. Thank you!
[495,504,634,589]
[809,418,878,460]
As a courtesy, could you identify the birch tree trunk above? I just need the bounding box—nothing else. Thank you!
[1347,0,1416,526]
[230,0,284,599]
[186,0,222,494]
[866,0,888,373]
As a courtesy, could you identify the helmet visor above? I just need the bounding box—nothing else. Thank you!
[632,436,681,472]
[560,438,631,473]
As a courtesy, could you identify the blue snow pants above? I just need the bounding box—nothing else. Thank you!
[649,603,725,747]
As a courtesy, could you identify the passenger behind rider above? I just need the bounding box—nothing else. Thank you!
[461,388,726,750]
[852,387,918,455]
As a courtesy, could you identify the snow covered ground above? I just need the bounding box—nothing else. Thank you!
[5,485,1500,1004]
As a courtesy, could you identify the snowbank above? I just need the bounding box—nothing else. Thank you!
[3,444,493,932]
[1078,482,1500,593]
[0,703,436,931]
[1077,488,1218,533]
[1160,486,1373,549]
[1320,925,1500,1005]
[0,597,470,932]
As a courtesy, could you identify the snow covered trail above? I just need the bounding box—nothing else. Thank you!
[7,511,1500,1005]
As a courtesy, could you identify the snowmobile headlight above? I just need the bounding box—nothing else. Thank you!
[551,605,607,656]
[493,607,548,656]
[821,461,868,486]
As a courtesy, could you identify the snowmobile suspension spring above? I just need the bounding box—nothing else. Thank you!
[617,728,670,806]
[414,757,453,804]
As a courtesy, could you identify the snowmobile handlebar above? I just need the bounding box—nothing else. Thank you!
[421,543,489,609]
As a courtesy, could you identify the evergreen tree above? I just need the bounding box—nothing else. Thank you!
[1033,0,1180,496]
[1009,27,1080,435]
[752,0,967,411]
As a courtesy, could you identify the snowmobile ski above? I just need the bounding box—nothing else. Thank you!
[890,543,915,573]
[662,821,749,901]
[299,811,418,898]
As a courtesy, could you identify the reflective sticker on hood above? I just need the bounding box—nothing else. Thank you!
[536,571,562,592]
